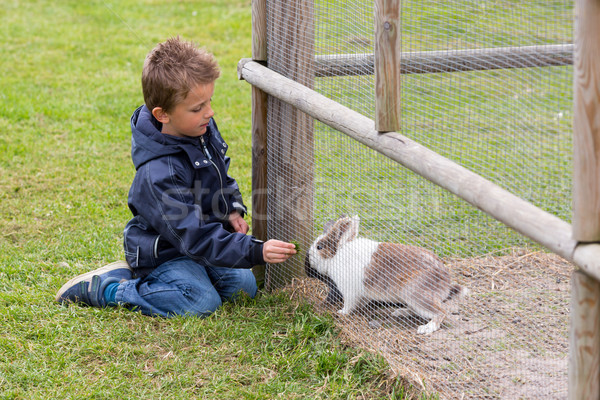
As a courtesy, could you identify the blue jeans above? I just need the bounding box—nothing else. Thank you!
[114,256,258,317]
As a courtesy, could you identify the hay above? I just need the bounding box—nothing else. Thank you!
[282,249,572,399]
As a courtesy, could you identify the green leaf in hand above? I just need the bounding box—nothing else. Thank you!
[291,240,300,252]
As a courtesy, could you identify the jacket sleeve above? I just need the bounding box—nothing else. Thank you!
[130,157,264,268]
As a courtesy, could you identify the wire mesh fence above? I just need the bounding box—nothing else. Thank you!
[260,1,573,398]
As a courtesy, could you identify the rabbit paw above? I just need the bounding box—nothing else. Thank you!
[417,320,440,335]
[391,308,412,318]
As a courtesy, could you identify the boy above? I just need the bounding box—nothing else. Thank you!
[56,37,296,317]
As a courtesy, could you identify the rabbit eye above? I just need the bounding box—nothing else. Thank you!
[316,244,323,250]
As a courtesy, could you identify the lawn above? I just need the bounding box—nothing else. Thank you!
[0,1,409,398]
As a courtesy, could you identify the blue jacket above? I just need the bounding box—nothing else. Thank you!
[123,105,264,278]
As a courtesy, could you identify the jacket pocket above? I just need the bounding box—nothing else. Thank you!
[123,215,179,274]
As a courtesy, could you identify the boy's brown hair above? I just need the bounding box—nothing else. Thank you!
[142,37,220,113]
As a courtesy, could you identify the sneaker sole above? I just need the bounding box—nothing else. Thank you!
[55,260,132,303]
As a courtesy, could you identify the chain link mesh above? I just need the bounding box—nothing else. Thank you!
[262,1,572,398]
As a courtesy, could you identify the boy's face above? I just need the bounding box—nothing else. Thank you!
[154,81,215,138]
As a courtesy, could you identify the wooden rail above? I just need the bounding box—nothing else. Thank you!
[315,44,573,77]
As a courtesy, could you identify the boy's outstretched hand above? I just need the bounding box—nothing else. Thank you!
[263,240,297,263]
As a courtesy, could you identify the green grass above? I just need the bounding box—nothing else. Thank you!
[1,293,408,399]
[0,0,412,398]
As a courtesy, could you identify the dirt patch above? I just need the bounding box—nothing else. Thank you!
[283,249,572,399]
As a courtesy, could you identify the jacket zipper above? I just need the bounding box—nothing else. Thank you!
[200,136,229,216]
[200,136,212,160]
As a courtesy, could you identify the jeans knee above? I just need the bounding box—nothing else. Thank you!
[194,284,225,315]
[151,281,222,318]
[179,290,222,318]
[237,270,258,298]
[214,269,258,302]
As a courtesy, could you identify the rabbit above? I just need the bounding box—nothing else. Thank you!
[306,215,467,334]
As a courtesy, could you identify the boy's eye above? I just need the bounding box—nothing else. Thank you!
[192,99,211,113]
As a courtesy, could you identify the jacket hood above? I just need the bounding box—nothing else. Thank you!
[130,105,200,170]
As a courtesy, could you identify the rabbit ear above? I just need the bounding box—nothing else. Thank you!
[314,215,359,259]
[322,219,336,234]
[322,213,349,233]
[338,215,360,245]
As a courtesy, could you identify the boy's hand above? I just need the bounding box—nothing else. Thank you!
[263,240,297,263]
[229,211,249,234]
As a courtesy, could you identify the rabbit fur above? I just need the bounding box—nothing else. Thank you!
[307,215,466,334]
[305,219,345,305]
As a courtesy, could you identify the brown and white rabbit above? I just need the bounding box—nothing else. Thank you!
[307,215,467,334]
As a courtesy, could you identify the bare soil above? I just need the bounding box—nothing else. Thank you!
[283,249,573,399]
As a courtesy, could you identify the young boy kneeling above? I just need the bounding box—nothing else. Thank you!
[56,37,296,317]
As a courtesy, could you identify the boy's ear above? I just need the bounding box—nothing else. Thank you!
[152,107,170,124]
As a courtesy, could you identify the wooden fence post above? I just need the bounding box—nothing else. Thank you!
[572,0,600,241]
[265,0,315,290]
[569,271,600,399]
[571,0,600,398]
[250,0,268,287]
[374,0,402,132]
